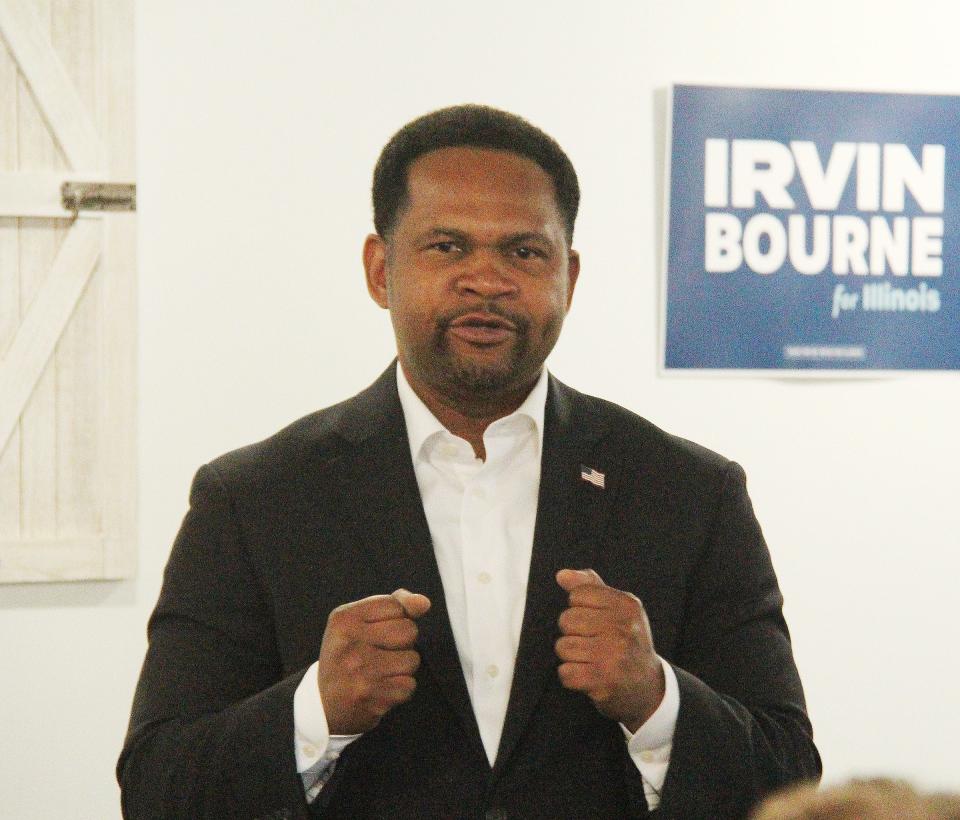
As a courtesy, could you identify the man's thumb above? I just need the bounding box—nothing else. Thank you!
[555,568,606,592]
[391,588,432,619]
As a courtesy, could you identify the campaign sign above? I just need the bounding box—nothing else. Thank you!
[663,85,960,371]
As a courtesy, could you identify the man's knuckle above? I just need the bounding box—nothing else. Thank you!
[358,594,397,620]
[328,605,351,627]
[623,592,644,616]
[381,621,403,642]
[570,588,594,608]
[561,664,590,690]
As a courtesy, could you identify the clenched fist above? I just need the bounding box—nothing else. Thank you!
[316,588,431,735]
[555,568,665,732]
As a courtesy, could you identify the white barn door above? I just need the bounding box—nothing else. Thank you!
[0,0,135,582]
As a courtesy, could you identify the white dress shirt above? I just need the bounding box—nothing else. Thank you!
[294,366,679,808]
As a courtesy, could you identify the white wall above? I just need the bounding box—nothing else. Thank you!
[1,1,958,816]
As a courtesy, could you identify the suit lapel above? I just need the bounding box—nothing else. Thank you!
[493,376,625,774]
[330,364,486,764]
[329,366,628,774]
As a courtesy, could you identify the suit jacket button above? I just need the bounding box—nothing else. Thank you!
[485,809,507,820]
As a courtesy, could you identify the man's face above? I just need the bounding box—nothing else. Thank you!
[364,146,579,411]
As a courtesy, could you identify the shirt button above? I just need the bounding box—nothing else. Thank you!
[640,750,656,763]
[302,745,318,758]
[477,571,492,584]
[487,664,499,678]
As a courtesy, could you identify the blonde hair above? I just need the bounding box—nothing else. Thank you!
[751,778,960,820]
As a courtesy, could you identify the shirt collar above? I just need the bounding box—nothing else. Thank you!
[396,363,549,463]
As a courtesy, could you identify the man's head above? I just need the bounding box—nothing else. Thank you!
[363,106,581,419]
[372,105,580,245]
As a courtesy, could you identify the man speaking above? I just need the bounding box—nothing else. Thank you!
[118,105,820,819]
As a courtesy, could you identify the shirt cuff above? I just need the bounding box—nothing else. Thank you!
[293,661,363,773]
[620,657,680,810]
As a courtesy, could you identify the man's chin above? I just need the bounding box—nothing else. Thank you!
[410,339,536,399]
[444,361,517,394]
[433,347,535,394]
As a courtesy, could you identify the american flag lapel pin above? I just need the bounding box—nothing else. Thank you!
[580,465,605,489]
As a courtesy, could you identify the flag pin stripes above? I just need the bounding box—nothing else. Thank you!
[580,465,605,489]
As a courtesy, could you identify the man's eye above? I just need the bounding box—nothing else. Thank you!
[514,246,544,260]
[432,241,460,253]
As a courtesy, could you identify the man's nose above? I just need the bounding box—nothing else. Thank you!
[454,250,518,299]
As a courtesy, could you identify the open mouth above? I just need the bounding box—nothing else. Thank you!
[446,312,517,345]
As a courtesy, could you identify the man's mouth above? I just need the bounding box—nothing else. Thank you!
[446,312,517,345]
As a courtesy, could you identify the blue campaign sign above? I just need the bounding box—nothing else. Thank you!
[663,84,960,371]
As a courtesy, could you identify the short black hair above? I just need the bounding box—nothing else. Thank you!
[372,104,580,243]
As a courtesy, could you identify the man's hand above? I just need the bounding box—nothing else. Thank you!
[316,588,431,735]
[555,568,665,732]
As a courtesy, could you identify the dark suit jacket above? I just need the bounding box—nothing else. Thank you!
[118,364,820,820]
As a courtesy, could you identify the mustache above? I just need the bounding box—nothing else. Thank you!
[436,303,530,334]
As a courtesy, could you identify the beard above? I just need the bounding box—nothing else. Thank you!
[415,303,537,398]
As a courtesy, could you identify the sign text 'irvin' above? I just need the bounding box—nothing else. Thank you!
[703,139,945,277]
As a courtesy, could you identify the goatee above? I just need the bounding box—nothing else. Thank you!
[426,304,532,395]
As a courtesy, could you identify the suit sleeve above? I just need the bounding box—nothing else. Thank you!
[656,461,821,819]
[117,464,313,820]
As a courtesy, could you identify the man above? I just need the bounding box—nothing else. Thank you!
[119,105,820,819]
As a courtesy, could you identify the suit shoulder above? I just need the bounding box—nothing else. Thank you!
[572,388,734,477]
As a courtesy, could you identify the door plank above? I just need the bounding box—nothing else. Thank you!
[0,219,101,461]
[96,0,136,578]
[0,0,101,169]
[0,219,18,537]
[0,28,19,537]
[16,0,60,540]
[53,0,100,539]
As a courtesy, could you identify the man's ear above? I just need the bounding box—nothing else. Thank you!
[363,233,389,309]
[565,249,581,311]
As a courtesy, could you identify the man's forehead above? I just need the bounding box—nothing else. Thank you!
[408,146,555,198]
[401,146,562,230]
